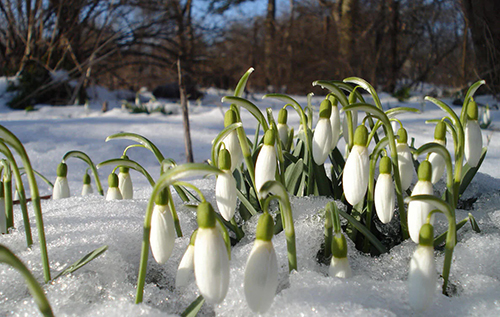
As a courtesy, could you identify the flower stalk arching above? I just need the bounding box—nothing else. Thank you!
[62,150,104,195]
[0,125,51,282]
[98,158,155,187]
[259,180,297,272]
[404,194,456,295]
[0,244,54,317]
[342,103,409,239]
[105,132,165,164]
[135,163,223,304]
[0,141,32,246]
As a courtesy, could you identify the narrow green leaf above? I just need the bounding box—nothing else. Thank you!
[461,80,487,123]
[181,295,205,317]
[311,81,349,107]
[285,158,304,194]
[105,132,165,163]
[343,77,383,109]
[312,163,333,196]
[459,147,487,195]
[234,67,254,97]
[386,107,421,117]
[330,81,366,103]
[469,213,481,233]
[19,167,54,188]
[53,245,108,280]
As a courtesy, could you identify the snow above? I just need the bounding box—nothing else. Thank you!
[1,79,500,316]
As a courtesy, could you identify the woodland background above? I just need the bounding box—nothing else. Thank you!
[0,0,499,108]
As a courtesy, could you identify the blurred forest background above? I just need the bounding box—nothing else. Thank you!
[0,0,499,108]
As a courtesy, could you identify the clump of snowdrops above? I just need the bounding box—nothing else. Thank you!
[0,68,487,316]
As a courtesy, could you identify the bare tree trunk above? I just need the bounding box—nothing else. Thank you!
[340,0,358,73]
[264,0,276,89]
[387,0,399,93]
[178,58,194,163]
[461,0,500,94]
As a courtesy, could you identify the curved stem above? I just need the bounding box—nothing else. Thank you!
[62,150,104,195]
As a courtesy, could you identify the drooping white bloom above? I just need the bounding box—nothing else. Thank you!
[194,202,230,304]
[428,139,446,184]
[464,100,483,168]
[215,149,237,221]
[330,101,341,150]
[312,99,333,165]
[150,203,176,264]
[277,108,289,147]
[244,213,278,313]
[255,129,277,193]
[343,125,369,206]
[329,232,352,278]
[374,157,395,224]
[329,256,353,278]
[408,161,434,243]
[106,172,122,200]
[81,172,93,196]
[53,162,70,200]
[396,128,415,190]
[409,224,437,312]
[176,242,195,288]
[223,109,243,171]
[118,171,133,199]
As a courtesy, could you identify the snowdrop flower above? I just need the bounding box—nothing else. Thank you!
[194,202,230,304]
[464,100,483,167]
[150,189,176,264]
[408,160,434,243]
[81,172,93,196]
[255,129,277,194]
[409,223,437,312]
[375,156,395,224]
[222,109,243,171]
[0,183,6,234]
[175,230,197,288]
[244,212,278,313]
[343,125,369,206]
[329,232,352,278]
[396,128,415,190]
[277,108,289,148]
[428,122,447,184]
[118,155,133,199]
[215,149,237,221]
[106,172,122,200]
[53,162,70,200]
[329,96,341,150]
[312,99,333,165]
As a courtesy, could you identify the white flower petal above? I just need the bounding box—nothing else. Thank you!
[330,105,341,150]
[194,227,230,304]
[343,145,369,205]
[118,172,133,199]
[408,181,434,243]
[329,256,353,278]
[464,120,483,167]
[176,244,195,288]
[53,177,70,200]
[277,123,289,147]
[81,184,93,196]
[244,240,278,313]
[409,245,437,312]
[106,187,122,200]
[374,173,395,224]
[428,154,445,185]
[150,204,176,264]
[223,131,243,171]
[216,170,237,221]
[397,143,415,190]
[312,118,333,165]
[255,145,276,193]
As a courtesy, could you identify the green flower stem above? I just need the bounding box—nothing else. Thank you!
[343,103,409,239]
[405,194,456,295]
[97,158,155,187]
[62,150,104,195]
[1,160,13,229]
[426,118,458,157]
[123,144,146,156]
[425,97,465,208]
[106,132,165,164]
[230,217,245,241]
[344,77,383,109]
[221,96,269,131]
[135,164,223,303]
[266,111,286,186]
[262,95,314,195]
[460,80,486,124]
[0,244,54,317]
[210,122,243,166]
[166,184,183,237]
[259,180,297,272]
[307,93,314,130]
[324,204,333,259]
[19,167,54,188]
[0,142,32,246]
[433,215,470,247]
[0,126,51,282]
